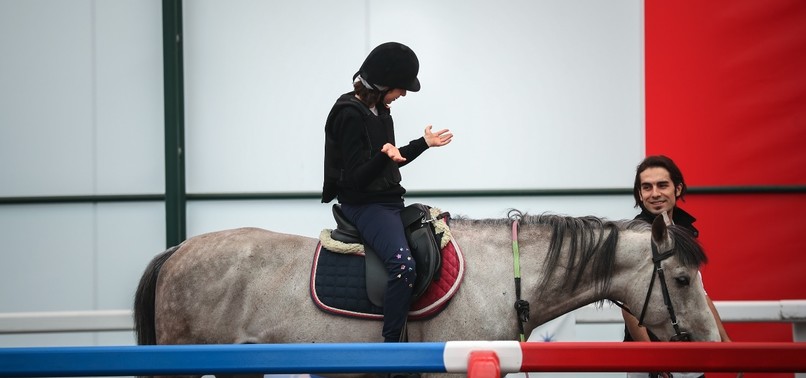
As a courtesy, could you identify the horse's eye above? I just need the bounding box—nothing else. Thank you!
[674,276,690,286]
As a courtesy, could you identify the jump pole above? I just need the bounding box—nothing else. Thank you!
[517,342,806,373]
[0,343,447,377]
[2,341,806,377]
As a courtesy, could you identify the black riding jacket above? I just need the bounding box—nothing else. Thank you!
[634,207,699,238]
[322,92,428,204]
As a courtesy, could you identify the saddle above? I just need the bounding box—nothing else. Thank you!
[329,203,444,307]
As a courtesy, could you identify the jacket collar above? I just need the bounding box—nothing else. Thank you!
[635,207,699,237]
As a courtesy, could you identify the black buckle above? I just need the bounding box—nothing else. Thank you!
[670,331,692,342]
[514,300,530,323]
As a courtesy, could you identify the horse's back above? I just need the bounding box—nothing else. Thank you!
[154,227,318,344]
[163,227,316,278]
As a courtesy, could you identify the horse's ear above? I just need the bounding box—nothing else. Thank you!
[651,214,668,244]
[661,211,673,226]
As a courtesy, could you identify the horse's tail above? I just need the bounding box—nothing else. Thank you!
[133,245,180,345]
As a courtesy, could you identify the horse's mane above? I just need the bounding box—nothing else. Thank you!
[452,212,707,298]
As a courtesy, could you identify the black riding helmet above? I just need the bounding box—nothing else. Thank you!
[353,42,420,92]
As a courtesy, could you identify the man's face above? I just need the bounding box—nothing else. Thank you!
[639,167,682,216]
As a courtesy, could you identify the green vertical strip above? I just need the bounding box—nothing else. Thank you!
[162,0,186,248]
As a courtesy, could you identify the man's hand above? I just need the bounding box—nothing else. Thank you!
[622,308,653,341]
[424,125,453,147]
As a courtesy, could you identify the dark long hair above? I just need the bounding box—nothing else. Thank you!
[353,81,386,108]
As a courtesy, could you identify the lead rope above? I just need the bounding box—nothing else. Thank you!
[508,210,530,343]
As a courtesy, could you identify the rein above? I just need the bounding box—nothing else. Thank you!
[614,239,692,342]
[508,210,530,342]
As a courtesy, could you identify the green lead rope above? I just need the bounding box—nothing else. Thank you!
[508,210,531,342]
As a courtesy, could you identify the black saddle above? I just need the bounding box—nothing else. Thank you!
[330,203,443,307]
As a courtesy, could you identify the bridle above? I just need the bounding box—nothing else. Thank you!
[616,239,692,342]
[508,210,692,342]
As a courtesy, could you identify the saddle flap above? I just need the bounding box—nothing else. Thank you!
[331,204,360,243]
[406,203,443,280]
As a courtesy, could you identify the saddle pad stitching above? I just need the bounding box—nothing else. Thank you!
[310,243,382,320]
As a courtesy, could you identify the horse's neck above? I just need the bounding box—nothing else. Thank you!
[533,287,602,325]
[609,230,655,306]
[524,227,650,326]
[527,263,604,326]
[449,220,649,330]
[498,224,599,325]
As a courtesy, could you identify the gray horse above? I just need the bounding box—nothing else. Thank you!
[134,211,719,377]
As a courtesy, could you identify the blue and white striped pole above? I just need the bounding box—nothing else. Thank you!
[0,341,522,377]
[3,341,805,376]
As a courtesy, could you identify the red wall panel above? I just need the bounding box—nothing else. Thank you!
[645,0,806,357]
[645,0,806,186]
[684,195,806,300]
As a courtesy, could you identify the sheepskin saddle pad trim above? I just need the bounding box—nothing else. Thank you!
[318,206,453,254]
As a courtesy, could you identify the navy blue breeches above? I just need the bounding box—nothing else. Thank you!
[340,202,417,342]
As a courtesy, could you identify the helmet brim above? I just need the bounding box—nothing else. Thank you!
[406,78,421,92]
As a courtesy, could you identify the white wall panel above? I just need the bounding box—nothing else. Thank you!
[96,202,165,309]
[372,0,644,191]
[0,0,95,197]
[373,0,645,191]
[183,0,644,193]
[0,0,164,196]
[95,0,164,195]
[0,204,95,312]
[0,202,165,311]
[183,0,367,194]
